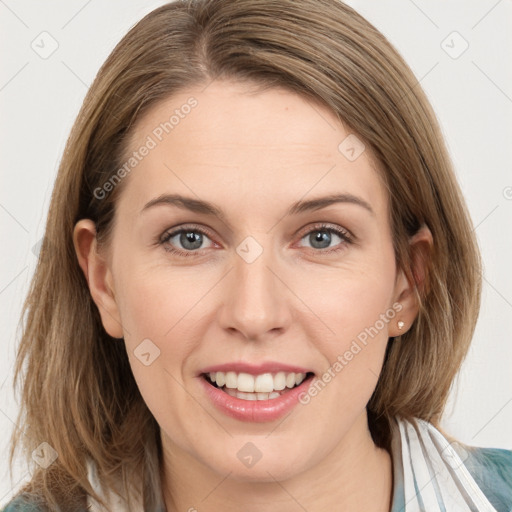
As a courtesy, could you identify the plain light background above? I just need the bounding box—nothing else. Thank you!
[1,0,511,505]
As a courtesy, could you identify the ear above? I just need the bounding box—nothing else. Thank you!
[389,225,433,337]
[73,219,124,338]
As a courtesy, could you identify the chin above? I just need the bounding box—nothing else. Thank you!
[198,435,316,483]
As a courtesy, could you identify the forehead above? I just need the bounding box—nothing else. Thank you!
[117,80,388,220]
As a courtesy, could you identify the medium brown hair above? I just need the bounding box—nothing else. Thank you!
[7,0,481,509]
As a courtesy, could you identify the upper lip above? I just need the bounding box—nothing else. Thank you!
[199,361,314,376]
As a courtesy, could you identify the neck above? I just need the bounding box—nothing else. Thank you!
[160,411,393,512]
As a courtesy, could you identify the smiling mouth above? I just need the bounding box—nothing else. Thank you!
[202,371,315,401]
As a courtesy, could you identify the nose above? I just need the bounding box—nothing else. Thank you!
[218,239,292,342]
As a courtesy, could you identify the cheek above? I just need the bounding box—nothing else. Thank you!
[114,262,220,395]
[300,263,396,350]
[115,269,201,438]
[332,278,394,344]
[111,261,188,377]
[296,261,396,410]
[115,258,202,345]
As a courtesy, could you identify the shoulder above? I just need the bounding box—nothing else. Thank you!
[1,491,90,512]
[462,445,512,511]
[0,494,44,512]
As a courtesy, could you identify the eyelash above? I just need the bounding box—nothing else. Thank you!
[158,222,354,258]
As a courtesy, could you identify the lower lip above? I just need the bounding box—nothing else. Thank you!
[199,375,314,423]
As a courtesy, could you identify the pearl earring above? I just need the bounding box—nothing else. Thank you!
[397,320,405,330]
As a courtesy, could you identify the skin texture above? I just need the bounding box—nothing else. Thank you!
[74,80,432,512]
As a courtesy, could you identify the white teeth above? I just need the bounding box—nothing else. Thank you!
[225,371,238,389]
[236,391,256,400]
[273,372,286,390]
[237,372,255,392]
[209,370,308,398]
[215,371,225,387]
[255,373,274,393]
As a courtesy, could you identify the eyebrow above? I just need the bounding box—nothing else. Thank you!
[140,193,374,222]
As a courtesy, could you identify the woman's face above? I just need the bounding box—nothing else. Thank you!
[87,80,413,481]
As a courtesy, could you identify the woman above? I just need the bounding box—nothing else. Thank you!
[3,0,511,510]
